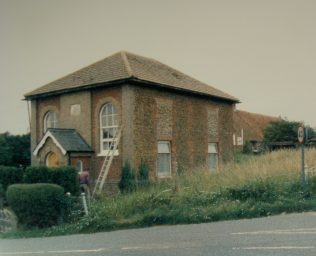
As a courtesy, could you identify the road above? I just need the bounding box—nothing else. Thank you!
[0,212,316,256]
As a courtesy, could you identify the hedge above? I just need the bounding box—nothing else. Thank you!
[0,166,23,191]
[24,166,80,195]
[6,183,69,228]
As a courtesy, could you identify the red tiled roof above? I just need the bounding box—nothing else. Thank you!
[234,110,282,141]
[25,51,238,102]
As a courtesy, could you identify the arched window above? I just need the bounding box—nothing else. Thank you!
[44,111,58,132]
[100,103,119,154]
[45,152,59,167]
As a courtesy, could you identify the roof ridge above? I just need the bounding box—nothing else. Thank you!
[120,51,133,77]
[235,109,282,120]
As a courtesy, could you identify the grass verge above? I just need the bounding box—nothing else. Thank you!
[2,149,316,238]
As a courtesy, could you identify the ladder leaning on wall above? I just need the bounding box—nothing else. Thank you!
[92,126,123,197]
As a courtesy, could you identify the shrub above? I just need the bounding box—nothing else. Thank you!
[50,166,80,195]
[24,166,52,184]
[226,179,277,202]
[242,141,252,154]
[6,183,68,228]
[0,184,4,207]
[119,162,136,193]
[23,166,80,195]
[307,176,316,195]
[138,160,149,188]
[0,166,24,191]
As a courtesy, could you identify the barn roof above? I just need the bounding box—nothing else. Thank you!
[25,51,238,102]
[234,110,282,141]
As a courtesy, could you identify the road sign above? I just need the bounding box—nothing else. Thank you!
[298,126,305,144]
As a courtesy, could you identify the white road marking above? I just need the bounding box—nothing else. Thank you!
[233,246,315,250]
[0,248,106,255]
[232,227,316,235]
[121,245,170,251]
[0,252,45,255]
[47,248,105,253]
[121,246,144,250]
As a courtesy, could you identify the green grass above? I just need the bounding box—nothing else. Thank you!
[2,149,316,238]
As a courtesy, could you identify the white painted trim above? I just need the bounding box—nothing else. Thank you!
[97,150,119,157]
[157,141,172,178]
[33,131,67,156]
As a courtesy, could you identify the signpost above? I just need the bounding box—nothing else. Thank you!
[298,126,306,189]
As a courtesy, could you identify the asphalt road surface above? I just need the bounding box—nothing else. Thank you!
[1,212,316,256]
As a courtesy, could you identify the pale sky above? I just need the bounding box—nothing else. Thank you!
[1,0,315,134]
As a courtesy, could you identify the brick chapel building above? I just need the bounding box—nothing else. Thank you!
[24,51,239,189]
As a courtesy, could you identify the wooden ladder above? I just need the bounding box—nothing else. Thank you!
[92,126,122,197]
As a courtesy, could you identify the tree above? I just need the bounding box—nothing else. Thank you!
[264,120,316,143]
[0,132,30,167]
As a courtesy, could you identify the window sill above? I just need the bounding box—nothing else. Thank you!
[97,150,119,157]
[157,174,172,179]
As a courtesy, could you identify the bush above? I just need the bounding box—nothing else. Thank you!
[307,176,316,195]
[6,183,68,228]
[24,166,80,195]
[242,141,252,154]
[226,179,277,202]
[138,160,149,188]
[23,166,52,184]
[50,166,80,195]
[0,184,4,207]
[0,166,24,191]
[119,162,136,193]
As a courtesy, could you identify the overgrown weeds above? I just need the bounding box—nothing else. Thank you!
[3,149,316,238]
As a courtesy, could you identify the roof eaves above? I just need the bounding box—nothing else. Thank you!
[130,78,240,103]
[24,79,130,100]
[33,130,67,156]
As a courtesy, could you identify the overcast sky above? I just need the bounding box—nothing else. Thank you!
[1,0,315,134]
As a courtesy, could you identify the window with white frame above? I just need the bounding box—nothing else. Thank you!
[208,143,218,173]
[76,160,83,173]
[44,111,58,132]
[157,141,171,177]
[100,103,119,155]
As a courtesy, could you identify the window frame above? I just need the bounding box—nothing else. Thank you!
[76,160,83,173]
[157,141,172,178]
[43,111,58,133]
[99,103,119,156]
[207,142,218,173]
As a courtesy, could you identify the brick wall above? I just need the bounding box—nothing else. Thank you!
[31,83,234,191]
[129,85,234,179]
[60,91,92,145]
[90,86,122,183]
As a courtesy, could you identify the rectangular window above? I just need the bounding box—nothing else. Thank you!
[157,141,171,177]
[208,143,218,173]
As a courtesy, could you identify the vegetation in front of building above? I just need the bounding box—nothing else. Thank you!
[6,183,71,228]
[264,120,315,145]
[0,166,24,191]
[2,149,316,238]
[119,160,150,193]
[0,132,30,168]
[24,166,80,195]
[0,166,79,209]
